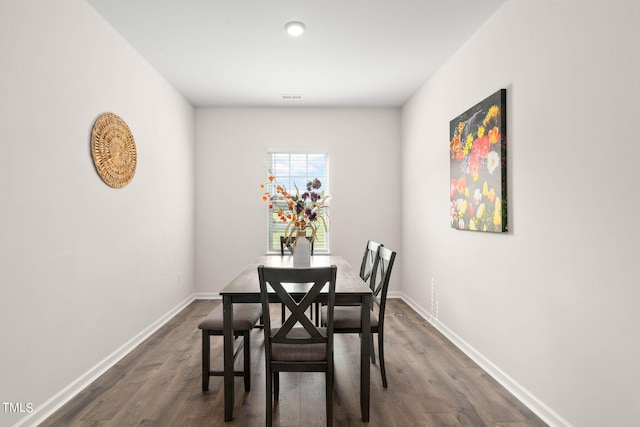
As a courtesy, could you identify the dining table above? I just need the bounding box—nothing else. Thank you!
[219,254,373,422]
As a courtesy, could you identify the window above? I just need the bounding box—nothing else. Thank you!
[266,152,330,253]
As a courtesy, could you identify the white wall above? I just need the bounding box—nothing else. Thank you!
[401,0,640,426]
[5,0,636,425]
[195,108,401,294]
[0,1,195,425]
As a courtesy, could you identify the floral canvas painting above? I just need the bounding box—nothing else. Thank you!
[450,89,507,232]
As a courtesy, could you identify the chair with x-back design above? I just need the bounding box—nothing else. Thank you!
[321,245,396,387]
[258,265,337,427]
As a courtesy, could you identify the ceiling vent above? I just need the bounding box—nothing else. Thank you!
[281,94,303,100]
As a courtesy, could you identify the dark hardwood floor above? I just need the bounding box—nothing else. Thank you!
[40,299,547,426]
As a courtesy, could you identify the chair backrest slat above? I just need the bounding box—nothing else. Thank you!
[359,240,383,284]
[370,246,396,322]
[271,280,324,341]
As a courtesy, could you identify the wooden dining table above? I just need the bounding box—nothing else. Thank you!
[219,254,373,422]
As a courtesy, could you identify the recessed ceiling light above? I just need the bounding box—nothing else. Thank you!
[284,21,306,37]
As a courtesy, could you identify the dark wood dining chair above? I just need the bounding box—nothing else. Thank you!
[258,265,337,427]
[321,246,396,387]
[326,240,383,313]
[197,302,262,393]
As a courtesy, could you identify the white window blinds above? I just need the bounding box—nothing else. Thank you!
[266,152,330,253]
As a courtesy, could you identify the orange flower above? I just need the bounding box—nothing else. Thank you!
[260,184,265,188]
[488,126,501,144]
[269,176,275,182]
[450,135,461,155]
[262,195,267,201]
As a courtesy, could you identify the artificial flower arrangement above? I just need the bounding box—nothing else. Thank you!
[261,175,330,245]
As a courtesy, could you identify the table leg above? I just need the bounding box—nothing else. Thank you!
[361,295,371,422]
[223,296,234,421]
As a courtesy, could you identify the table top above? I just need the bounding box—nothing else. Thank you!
[220,255,372,297]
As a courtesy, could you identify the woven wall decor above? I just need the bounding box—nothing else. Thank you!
[91,113,137,188]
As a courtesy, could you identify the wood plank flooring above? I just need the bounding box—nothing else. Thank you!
[40,299,547,427]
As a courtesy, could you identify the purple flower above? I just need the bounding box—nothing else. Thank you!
[306,178,322,191]
[301,192,309,200]
[310,192,320,202]
[308,212,317,221]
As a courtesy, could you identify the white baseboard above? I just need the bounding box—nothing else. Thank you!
[399,292,572,427]
[192,292,220,300]
[15,294,196,427]
[386,290,403,299]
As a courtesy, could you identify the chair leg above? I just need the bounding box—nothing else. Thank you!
[201,330,210,392]
[370,330,376,365]
[274,372,280,401]
[378,331,387,388]
[243,330,251,392]
[266,364,273,427]
[326,362,334,427]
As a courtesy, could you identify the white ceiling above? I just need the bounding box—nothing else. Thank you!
[87,0,505,108]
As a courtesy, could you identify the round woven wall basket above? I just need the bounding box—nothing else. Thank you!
[91,113,137,188]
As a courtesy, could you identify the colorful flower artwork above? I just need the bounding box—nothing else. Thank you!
[450,89,507,232]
